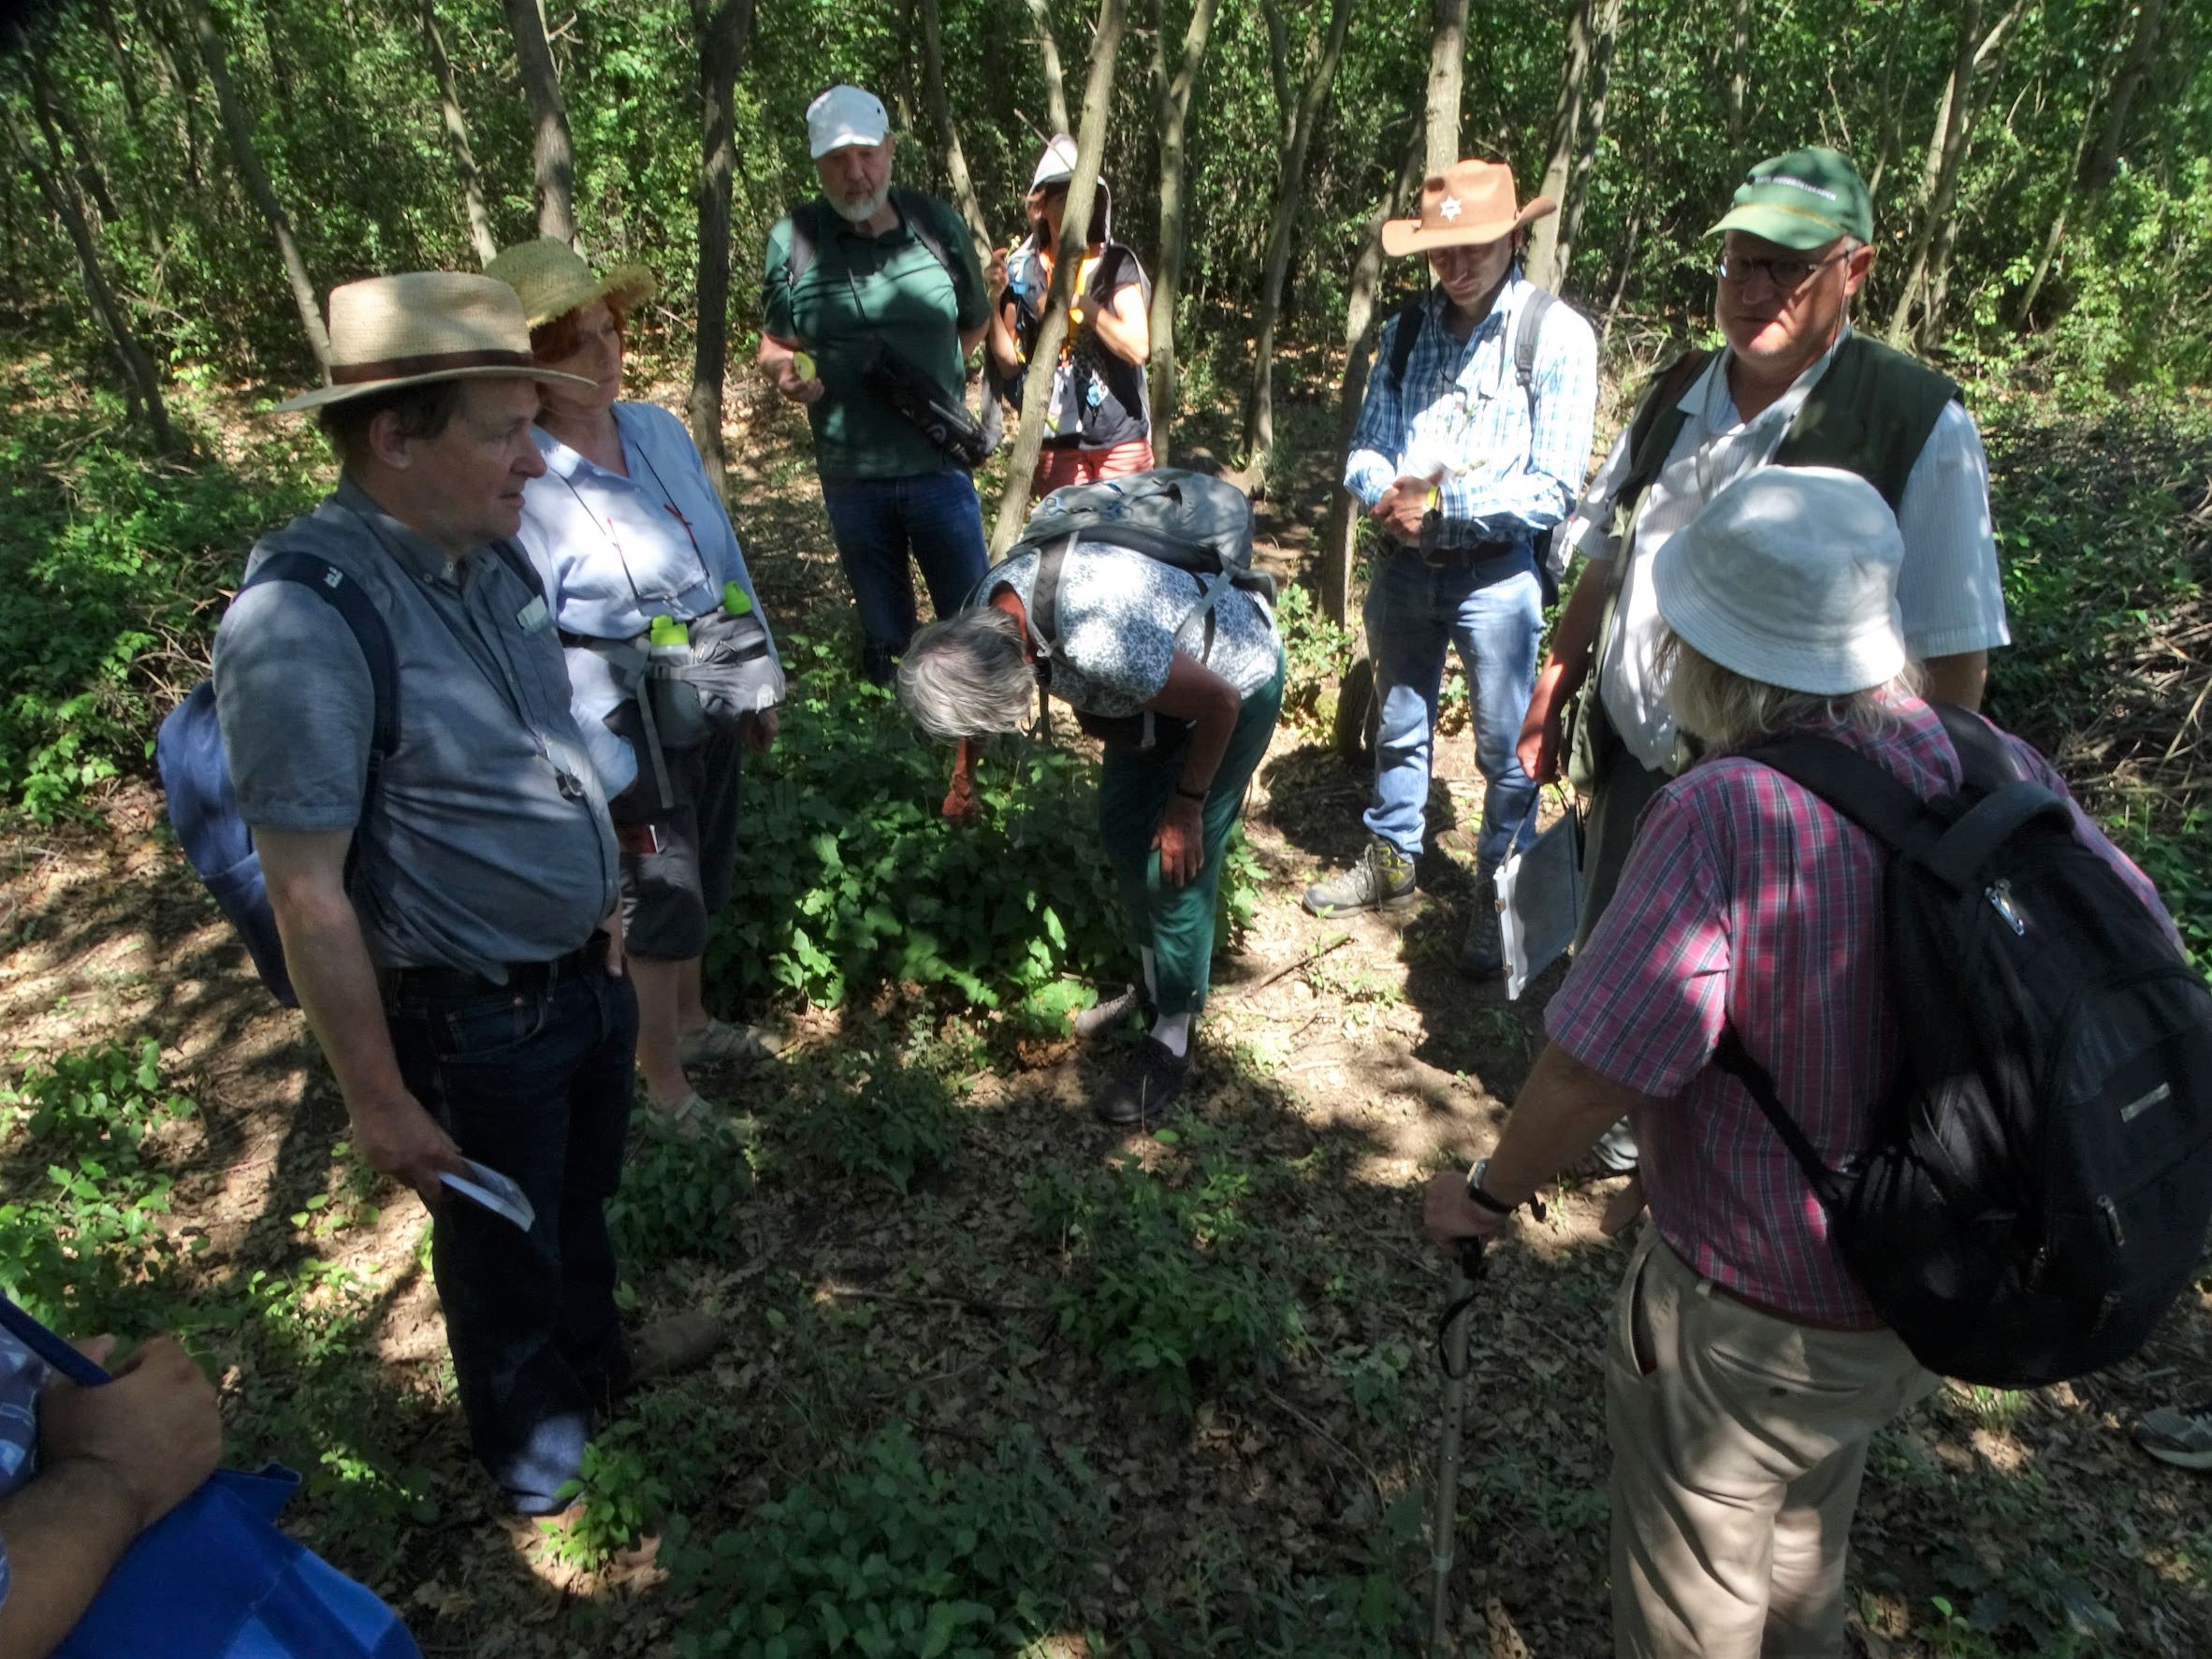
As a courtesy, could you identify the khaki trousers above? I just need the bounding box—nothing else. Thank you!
[1606,1231,1939,1658]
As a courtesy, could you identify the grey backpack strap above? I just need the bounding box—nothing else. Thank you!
[1028,533,1074,657]
[786,200,823,286]
[1385,298,1426,389]
[1513,287,1557,410]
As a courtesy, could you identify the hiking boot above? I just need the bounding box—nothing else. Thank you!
[2137,1401,2212,1470]
[622,1311,727,1393]
[1302,837,1418,916]
[1072,982,1150,1041]
[1094,1038,1191,1128]
[1457,862,1504,978]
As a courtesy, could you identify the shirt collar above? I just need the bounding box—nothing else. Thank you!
[330,475,487,586]
[532,406,635,485]
[1680,322,1853,423]
[1425,269,1526,341]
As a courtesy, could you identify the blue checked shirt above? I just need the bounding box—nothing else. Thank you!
[1345,273,1598,548]
[0,1326,48,1609]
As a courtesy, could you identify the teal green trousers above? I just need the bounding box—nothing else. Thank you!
[1096,652,1285,1016]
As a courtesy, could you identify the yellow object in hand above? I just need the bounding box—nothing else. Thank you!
[791,349,817,381]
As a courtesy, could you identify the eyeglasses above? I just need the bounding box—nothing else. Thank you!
[1715,248,1852,291]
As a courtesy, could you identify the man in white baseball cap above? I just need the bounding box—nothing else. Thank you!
[759,84,993,685]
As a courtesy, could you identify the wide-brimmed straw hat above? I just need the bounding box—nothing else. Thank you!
[1653,467,1906,697]
[484,238,658,331]
[264,272,595,414]
[1381,159,1556,257]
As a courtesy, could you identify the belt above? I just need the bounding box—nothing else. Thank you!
[1702,1278,1886,1334]
[1389,533,1524,569]
[379,931,609,1004]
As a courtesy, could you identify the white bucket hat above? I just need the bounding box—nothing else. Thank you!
[264,272,594,415]
[808,84,889,158]
[1029,134,1078,191]
[1653,466,1907,696]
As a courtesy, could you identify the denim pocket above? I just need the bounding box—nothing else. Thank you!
[434,987,554,1064]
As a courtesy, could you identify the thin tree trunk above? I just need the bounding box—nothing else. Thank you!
[1238,0,1356,480]
[919,0,990,253]
[1422,0,1469,174]
[1145,0,1219,452]
[1525,0,1593,289]
[136,0,207,190]
[1598,206,1641,352]
[1726,0,1750,147]
[990,0,1130,556]
[502,0,576,245]
[418,0,498,263]
[687,0,756,498]
[1025,0,1071,133]
[179,0,330,365]
[5,100,181,451]
[1555,0,1623,284]
[1886,0,1983,344]
[1865,21,1905,200]
[26,52,124,226]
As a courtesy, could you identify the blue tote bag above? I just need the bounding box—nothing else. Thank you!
[0,1298,421,1659]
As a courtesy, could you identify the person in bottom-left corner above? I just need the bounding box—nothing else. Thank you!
[211,270,726,1518]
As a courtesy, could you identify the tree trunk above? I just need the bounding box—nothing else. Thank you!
[919,0,990,253]
[1144,0,1219,452]
[502,0,576,245]
[26,51,124,226]
[1238,0,1357,480]
[1886,0,1983,345]
[1525,0,1593,289]
[687,0,757,498]
[1555,0,1623,283]
[5,101,181,452]
[417,0,498,263]
[136,0,207,190]
[2016,0,2163,323]
[1025,0,1071,134]
[179,0,330,366]
[1726,0,1750,146]
[990,0,1130,556]
[1422,0,1469,174]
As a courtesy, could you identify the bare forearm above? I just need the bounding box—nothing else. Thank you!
[1919,649,1987,710]
[269,886,406,1111]
[756,332,798,383]
[1541,559,1608,679]
[1481,1043,1650,1205]
[1147,655,1240,793]
[986,307,1023,379]
[0,1462,143,1659]
[1088,292,1149,366]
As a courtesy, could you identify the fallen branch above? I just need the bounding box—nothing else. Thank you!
[1219,931,1352,1000]
[814,1283,1039,1315]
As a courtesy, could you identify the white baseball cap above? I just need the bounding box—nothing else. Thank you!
[1029,135,1078,191]
[1653,466,1907,696]
[808,85,889,159]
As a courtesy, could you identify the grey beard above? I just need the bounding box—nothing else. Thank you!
[828,182,891,225]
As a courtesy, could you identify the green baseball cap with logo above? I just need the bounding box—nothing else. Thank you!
[1709,147,1874,249]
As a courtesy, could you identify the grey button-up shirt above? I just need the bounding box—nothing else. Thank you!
[213,478,620,980]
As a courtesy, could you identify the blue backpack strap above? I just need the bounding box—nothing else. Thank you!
[0,1294,110,1387]
[244,553,399,763]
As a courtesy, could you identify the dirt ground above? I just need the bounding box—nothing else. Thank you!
[4,386,2208,1657]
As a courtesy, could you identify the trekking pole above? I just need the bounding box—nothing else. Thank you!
[1428,1235,1486,1656]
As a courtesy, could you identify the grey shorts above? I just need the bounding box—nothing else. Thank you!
[609,726,742,961]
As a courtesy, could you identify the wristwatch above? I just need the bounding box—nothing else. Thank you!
[1465,1158,1516,1216]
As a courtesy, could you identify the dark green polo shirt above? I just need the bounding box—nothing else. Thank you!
[761,193,989,482]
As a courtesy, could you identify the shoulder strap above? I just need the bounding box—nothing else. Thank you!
[1029,534,1072,655]
[1595,347,1712,604]
[1929,701,2020,793]
[1712,1029,1845,1208]
[1512,287,1556,395]
[892,187,954,278]
[787,200,823,286]
[1736,731,1945,859]
[0,1294,111,1386]
[244,552,398,762]
[1386,297,1426,389]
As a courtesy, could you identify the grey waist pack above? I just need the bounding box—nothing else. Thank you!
[575,607,784,808]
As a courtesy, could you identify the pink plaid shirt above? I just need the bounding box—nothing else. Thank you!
[1548,697,2172,1324]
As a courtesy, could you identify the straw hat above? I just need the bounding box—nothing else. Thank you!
[265,272,595,414]
[1653,467,1907,696]
[1381,159,1556,257]
[484,238,658,331]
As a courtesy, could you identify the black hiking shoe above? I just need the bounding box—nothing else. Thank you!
[1457,862,1505,978]
[1302,837,1419,916]
[1094,1038,1191,1128]
[1072,982,1150,1041]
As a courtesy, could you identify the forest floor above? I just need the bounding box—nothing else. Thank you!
[1,347,2208,1657]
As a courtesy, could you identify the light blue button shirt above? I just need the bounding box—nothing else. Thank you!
[515,402,779,797]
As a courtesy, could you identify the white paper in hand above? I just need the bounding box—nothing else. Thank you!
[1495,798,1584,1001]
[439,1159,536,1231]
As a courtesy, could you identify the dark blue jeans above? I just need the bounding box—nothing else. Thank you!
[385,959,638,1513]
[819,467,990,683]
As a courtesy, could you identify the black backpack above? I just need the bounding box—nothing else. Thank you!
[1720,704,2212,1387]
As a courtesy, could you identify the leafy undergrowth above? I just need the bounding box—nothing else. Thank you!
[0,371,2206,1657]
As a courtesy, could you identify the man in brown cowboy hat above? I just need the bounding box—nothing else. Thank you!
[212,271,722,1516]
[1303,159,1597,982]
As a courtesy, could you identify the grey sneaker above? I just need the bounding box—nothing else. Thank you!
[1458,861,1504,978]
[2138,1401,2212,1470]
[1302,837,1418,916]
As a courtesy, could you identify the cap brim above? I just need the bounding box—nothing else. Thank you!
[262,363,597,415]
[515,266,660,328]
[810,129,889,158]
[1707,203,1850,250]
[1380,196,1558,257]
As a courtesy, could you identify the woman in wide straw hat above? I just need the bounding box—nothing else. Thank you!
[487,237,783,1132]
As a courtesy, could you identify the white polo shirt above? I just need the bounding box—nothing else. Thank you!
[1564,328,2011,770]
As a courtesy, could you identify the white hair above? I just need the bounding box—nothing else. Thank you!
[897,607,1037,741]
[827,179,892,225]
[1660,628,1921,752]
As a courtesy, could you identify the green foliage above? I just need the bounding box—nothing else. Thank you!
[1024,1121,1308,1412]
[608,1111,758,1265]
[1274,578,1354,735]
[774,1027,969,1197]
[664,1421,1102,1658]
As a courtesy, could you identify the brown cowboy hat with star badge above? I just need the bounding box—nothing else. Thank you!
[1381,159,1557,257]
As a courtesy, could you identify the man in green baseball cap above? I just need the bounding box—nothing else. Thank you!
[1512,141,2009,1186]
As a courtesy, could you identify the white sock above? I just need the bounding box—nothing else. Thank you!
[1140,948,1158,1000]
[1151,1011,1192,1057]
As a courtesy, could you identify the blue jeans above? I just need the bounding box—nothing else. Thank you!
[1362,546,1544,869]
[819,468,991,683]
[385,956,638,1513]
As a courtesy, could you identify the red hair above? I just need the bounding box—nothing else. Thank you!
[530,296,630,362]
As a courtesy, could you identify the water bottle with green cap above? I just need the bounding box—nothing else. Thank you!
[649,614,690,649]
[721,581,753,617]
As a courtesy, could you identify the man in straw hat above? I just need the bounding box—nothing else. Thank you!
[758,83,993,685]
[213,272,723,1516]
[1420,467,2174,1657]
[1518,147,2009,1179]
[1302,159,1596,983]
